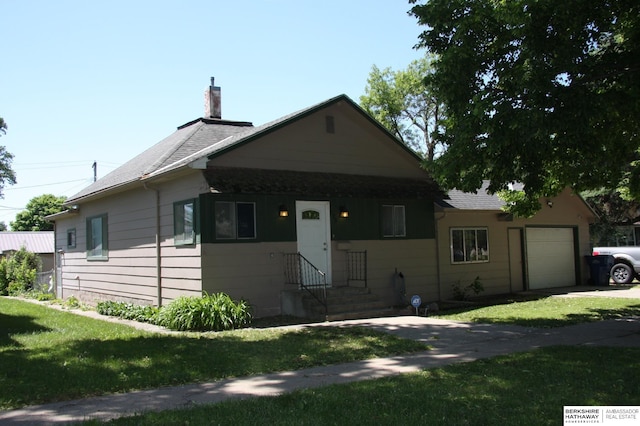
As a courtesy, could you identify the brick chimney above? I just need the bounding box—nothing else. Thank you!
[204,77,221,119]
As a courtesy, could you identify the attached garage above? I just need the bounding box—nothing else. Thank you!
[526,227,577,290]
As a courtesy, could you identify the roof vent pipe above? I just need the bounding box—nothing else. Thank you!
[204,77,222,119]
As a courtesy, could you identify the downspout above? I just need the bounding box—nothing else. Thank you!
[144,183,162,307]
[434,210,447,302]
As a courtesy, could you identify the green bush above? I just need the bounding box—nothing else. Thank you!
[157,292,252,332]
[452,276,484,301]
[0,260,8,295]
[96,300,159,323]
[0,247,41,296]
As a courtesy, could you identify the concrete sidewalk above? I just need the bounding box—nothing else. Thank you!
[1,313,639,425]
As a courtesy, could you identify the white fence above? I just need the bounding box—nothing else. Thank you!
[35,269,55,293]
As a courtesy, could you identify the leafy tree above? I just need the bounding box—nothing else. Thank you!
[11,194,67,231]
[0,222,6,232]
[410,0,640,216]
[360,56,445,160]
[582,188,640,245]
[0,116,16,198]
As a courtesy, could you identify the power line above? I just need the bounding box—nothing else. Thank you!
[0,205,23,210]
[14,163,120,172]
[13,160,122,167]
[3,178,91,191]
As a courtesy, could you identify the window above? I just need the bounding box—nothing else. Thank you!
[451,228,489,263]
[382,205,406,237]
[66,228,76,249]
[215,201,256,240]
[174,200,196,245]
[86,214,108,259]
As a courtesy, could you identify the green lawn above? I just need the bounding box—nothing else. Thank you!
[4,294,640,424]
[91,345,640,426]
[0,298,427,410]
[434,296,640,327]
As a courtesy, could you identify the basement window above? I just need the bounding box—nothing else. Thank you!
[451,228,489,263]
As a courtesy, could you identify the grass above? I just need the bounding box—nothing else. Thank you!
[4,293,640,424]
[90,345,640,425]
[0,298,427,410]
[434,296,640,327]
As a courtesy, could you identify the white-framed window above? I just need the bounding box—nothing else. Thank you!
[451,228,489,263]
[382,205,406,237]
[86,214,108,260]
[215,201,256,240]
[174,199,196,245]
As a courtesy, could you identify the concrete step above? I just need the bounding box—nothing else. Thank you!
[301,286,390,320]
[325,307,401,322]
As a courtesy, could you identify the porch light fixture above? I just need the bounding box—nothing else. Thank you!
[339,206,349,218]
[278,204,289,217]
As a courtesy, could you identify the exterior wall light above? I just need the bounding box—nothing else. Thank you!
[279,205,289,217]
[546,200,553,208]
[339,206,349,218]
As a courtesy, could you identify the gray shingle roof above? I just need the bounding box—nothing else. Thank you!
[66,94,431,204]
[66,119,254,203]
[438,181,509,210]
[0,232,54,255]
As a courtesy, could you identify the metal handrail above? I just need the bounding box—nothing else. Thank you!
[284,252,327,313]
[347,250,367,288]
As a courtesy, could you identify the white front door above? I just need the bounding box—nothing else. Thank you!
[296,200,332,284]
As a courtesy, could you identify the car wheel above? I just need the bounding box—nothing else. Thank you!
[611,263,633,284]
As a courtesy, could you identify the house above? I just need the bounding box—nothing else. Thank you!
[48,79,443,317]
[0,231,55,272]
[434,183,596,300]
[48,80,597,318]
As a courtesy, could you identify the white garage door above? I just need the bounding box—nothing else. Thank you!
[526,227,576,290]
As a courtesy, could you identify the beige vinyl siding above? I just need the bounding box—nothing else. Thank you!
[342,240,439,304]
[201,238,438,317]
[55,172,208,306]
[201,242,296,317]
[210,103,428,180]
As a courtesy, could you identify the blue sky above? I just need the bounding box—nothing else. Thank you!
[0,0,424,226]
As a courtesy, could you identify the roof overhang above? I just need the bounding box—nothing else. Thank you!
[46,206,80,221]
[204,167,443,198]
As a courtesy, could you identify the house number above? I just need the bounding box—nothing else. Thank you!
[302,210,320,220]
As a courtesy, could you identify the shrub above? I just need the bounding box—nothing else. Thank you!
[452,276,484,301]
[157,292,252,332]
[0,260,8,295]
[0,247,41,295]
[96,300,159,323]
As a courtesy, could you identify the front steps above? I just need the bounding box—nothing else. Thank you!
[281,286,398,321]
